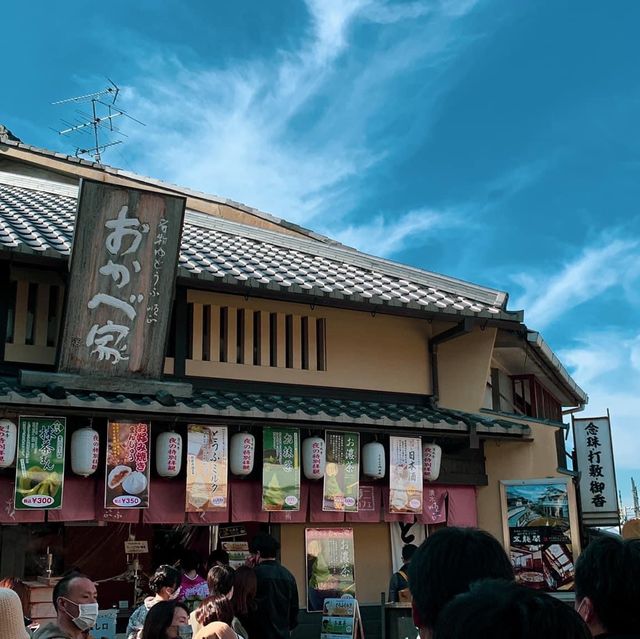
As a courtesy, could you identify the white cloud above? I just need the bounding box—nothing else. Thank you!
[512,236,639,329]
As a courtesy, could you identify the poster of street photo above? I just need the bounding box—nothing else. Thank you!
[501,479,577,592]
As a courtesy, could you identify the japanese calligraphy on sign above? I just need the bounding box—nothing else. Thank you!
[323,431,360,513]
[105,421,150,508]
[389,436,423,514]
[186,425,228,512]
[58,180,185,380]
[500,479,579,592]
[14,416,66,510]
[262,428,300,511]
[305,528,356,612]
[573,415,619,526]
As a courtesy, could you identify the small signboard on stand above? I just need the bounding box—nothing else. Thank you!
[321,598,363,639]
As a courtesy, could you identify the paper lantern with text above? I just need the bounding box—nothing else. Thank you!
[71,426,100,477]
[362,441,386,479]
[422,443,442,481]
[156,431,183,478]
[0,419,17,468]
[230,432,255,476]
[302,437,326,480]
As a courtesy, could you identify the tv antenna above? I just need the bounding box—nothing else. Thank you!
[53,79,145,163]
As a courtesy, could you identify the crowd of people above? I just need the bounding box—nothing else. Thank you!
[0,527,638,638]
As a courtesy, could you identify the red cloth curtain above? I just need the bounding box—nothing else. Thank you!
[345,483,382,522]
[270,483,310,523]
[309,482,344,522]
[445,485,478,527]
[48,477,97,522]
[143,478,187,524]
[417,486,447,525]
[231,480,269,522]
[95,479,140,523]
[0,477,45,523]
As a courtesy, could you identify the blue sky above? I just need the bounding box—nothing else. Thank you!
[2,1,639,511]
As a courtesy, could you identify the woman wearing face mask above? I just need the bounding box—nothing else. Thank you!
[140,600,190,639]
[126,565,182,639]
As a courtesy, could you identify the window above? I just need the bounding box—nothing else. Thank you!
[512,375,562,422]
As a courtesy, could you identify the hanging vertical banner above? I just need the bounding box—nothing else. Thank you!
[389,436,423,514]
[14,416,66,510]
[186,425,228,512]
[306,528,356,612]
[500,479,579,592]
[573,415,619,527]
[105,421,150,509]
[390,521,426,572]
[262,427,300,511]
[323,431,360,512]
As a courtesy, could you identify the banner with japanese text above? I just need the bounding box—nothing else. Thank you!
[105,421,150,508]
[14,416,66,510]
[305,528,356,612]
[58,180,185,380]
[389,436,423,514]
[501,479,578,592]
[186,425,228,512]
[323,431,359,512]
[573,415,619,526]
[262,427,300,511]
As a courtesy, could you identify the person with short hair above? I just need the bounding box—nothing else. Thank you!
[250,533,298,639]
[433,579,591,639]
[574,534,640,638]
[32,572,98,639]
[190,564,236,636]
[126,565,182,639]
[388,543,418,603]
[408,527,514,639]
[140,600,189,639]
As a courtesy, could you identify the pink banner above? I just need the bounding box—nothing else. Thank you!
[48,477,97,522]
[346,484,381,522]
[143,478,186,524]
[231,481,268,522]
[445,486,478,527]
[417,487,447,524]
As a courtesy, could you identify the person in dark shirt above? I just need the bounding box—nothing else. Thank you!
[250,533,298,639]
[388,544,418,603]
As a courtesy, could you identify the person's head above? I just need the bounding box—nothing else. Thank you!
[149,565,182,601]
[181,550,201,575]
[207,548,230,570]
[231,565,257,615]
[0,588,29,639]
[0,577,28,617]
[433,579,591,639]
[402,544,418,564]
[53,573,99,632]
[249,533,279,561]
[141,600,189,639]
[207,564,235,597]
[574,534,640,636]
[408,527,514,639]
[195,594,234,626]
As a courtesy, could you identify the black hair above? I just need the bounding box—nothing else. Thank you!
[52,572,90,612]
[402,544,418,562]
[249,533,279,558]
[574,534,640,635]
[149,565,181,595]
[207,548,230,570]
[140,600,189,639]
[180,549,201,573]
[206,564,235,596]
[433,579,591,639]
[408,527,514,630]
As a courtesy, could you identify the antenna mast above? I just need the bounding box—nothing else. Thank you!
[632,477,639,518]
[53,80,144,163]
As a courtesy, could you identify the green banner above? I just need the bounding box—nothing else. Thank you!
[323,431,360,512]
[14,416,66,510]
[262,427,300,511]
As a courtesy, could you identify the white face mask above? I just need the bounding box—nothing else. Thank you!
[168,587,181,600]
[63,598,99,630]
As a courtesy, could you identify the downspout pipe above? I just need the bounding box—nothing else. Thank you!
[429,317,474,403]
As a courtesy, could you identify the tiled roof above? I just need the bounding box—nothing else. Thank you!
[0,176,522,320]
[0,377,530,436]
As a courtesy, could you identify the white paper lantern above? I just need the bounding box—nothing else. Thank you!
[422,443,442,481]
[71,426,100,477]
[302,437,326,480]
[0,419,17,468]
[362,441,386,479]
[230,432,255,476]
[156,431,183,478]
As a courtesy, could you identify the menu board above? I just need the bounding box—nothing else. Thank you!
[14,416,66,510]
[321,598,359,639]
[186,425,228,512]
[323,431,360,512]
[389,436,423,514]
[262,427,300,511]
[306,528,356,612]
[502,479,577,592]
[222,541,250,569]
[105,421,150,508]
